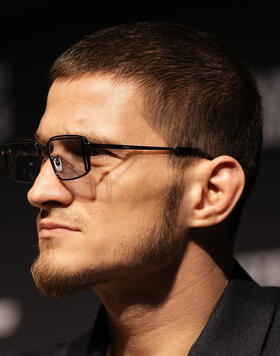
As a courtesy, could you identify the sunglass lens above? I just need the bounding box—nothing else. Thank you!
[49,137,87,180]
[4,142,41,183]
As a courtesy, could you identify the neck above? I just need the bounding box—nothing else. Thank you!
[94,241,233,356]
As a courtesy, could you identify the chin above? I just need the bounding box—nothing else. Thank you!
[30,250,124,298]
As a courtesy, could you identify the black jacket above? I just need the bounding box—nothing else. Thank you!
[2,264,280,355]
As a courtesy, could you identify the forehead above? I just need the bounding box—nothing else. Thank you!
[37,75,165,145]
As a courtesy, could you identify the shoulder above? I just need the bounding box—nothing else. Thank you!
[229,277,280,354]
[189,276,280,355]
[262,285,280,301]
[259,286,280,355]
[231,262,280,304]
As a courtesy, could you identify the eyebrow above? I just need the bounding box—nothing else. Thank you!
[83,133,125,145]
[34,131,125,146]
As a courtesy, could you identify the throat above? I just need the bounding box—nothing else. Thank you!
[108,288,226,355]
[96,256,229,356]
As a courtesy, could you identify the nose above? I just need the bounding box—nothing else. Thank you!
[27,159,73,208]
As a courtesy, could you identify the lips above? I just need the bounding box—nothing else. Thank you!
[38,220,80,238]
[39,221,79,231]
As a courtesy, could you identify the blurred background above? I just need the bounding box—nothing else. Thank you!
[0,2,280,351]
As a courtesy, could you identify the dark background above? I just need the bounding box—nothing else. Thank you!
[0,2,280,351]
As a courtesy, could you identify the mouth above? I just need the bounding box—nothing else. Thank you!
[38,220,80,238]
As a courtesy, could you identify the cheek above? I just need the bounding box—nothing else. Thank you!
[78,157,172,240]
[96,156,171,208]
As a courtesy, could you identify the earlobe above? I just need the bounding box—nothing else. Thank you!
[189,156,245,228]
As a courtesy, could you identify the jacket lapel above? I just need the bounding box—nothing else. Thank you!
[189,279,276,355]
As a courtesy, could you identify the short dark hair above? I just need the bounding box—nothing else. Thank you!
[50,21,262,214]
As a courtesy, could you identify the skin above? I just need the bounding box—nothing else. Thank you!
[27,74,245,356]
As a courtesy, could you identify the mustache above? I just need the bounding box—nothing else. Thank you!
[36,209,86,231]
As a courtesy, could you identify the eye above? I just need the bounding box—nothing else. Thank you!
[90,148,117,157]
[53,156,63,171]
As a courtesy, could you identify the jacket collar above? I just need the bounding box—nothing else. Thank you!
[189,264,276,355]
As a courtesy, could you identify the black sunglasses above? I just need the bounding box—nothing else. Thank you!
[1,134,214,183]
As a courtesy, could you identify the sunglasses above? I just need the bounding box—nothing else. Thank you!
[1,134,214,183]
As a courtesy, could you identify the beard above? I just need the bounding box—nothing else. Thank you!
[31,181,186,298]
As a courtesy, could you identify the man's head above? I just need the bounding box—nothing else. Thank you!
[50,21,262,192]
[6,22,262,297]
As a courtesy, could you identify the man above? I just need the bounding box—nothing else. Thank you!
[1,21,280,355]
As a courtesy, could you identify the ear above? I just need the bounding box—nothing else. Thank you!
[188,156,245,228]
